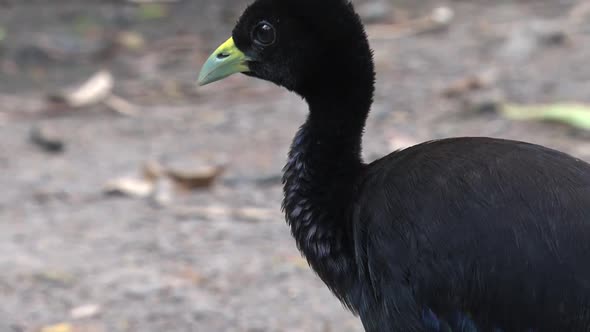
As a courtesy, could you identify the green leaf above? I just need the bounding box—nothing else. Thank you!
[138,3,168,20]
[501,103,590,130]
[73,16,99,35]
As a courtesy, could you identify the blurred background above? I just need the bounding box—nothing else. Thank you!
[2,0,590,331]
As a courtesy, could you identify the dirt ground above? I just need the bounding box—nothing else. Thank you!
[1,0,590,331]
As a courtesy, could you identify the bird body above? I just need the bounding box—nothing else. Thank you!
[198,0,590,330]
[353,138,590,331]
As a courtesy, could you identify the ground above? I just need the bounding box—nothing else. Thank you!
[1,0,590,331]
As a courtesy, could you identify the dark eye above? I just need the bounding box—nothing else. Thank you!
[252,21,276,46]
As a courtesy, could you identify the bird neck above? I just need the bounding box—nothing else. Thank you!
[282,92,371,306]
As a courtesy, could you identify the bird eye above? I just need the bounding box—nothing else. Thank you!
[252,21,276,46]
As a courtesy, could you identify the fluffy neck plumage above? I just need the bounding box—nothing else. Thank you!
[282,87,372,308]
[281,15,375,305]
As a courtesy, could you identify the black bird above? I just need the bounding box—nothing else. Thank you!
[198,0,590,330]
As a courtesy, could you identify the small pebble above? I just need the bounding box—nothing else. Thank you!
[30,124,65,153]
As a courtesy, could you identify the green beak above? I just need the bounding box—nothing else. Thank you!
[198,37,250,86]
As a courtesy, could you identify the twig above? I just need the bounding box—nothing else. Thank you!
[104,94,139,116]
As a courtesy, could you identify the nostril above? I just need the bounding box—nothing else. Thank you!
[216,52,230,60]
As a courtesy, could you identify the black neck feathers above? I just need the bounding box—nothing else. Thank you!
[282,75,373,309]
[275,0,376,310]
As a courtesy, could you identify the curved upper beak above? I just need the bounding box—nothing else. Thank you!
[198,37,251,86]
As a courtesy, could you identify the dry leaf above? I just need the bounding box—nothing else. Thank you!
[104,94,139,116]
[48,71,113,108]
[430,7,454,27]
[138,3,169,20]
[104,177,154,198]
[166,165,225,190]
[70,304,102,319]
[40,323,73,332]
[116,31,145,51]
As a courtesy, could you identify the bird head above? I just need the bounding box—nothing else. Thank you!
[198,0,374,99]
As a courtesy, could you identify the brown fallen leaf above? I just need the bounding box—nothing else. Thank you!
[165,164,226,190]
[144,159,225,190]
[107,159,224,203]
